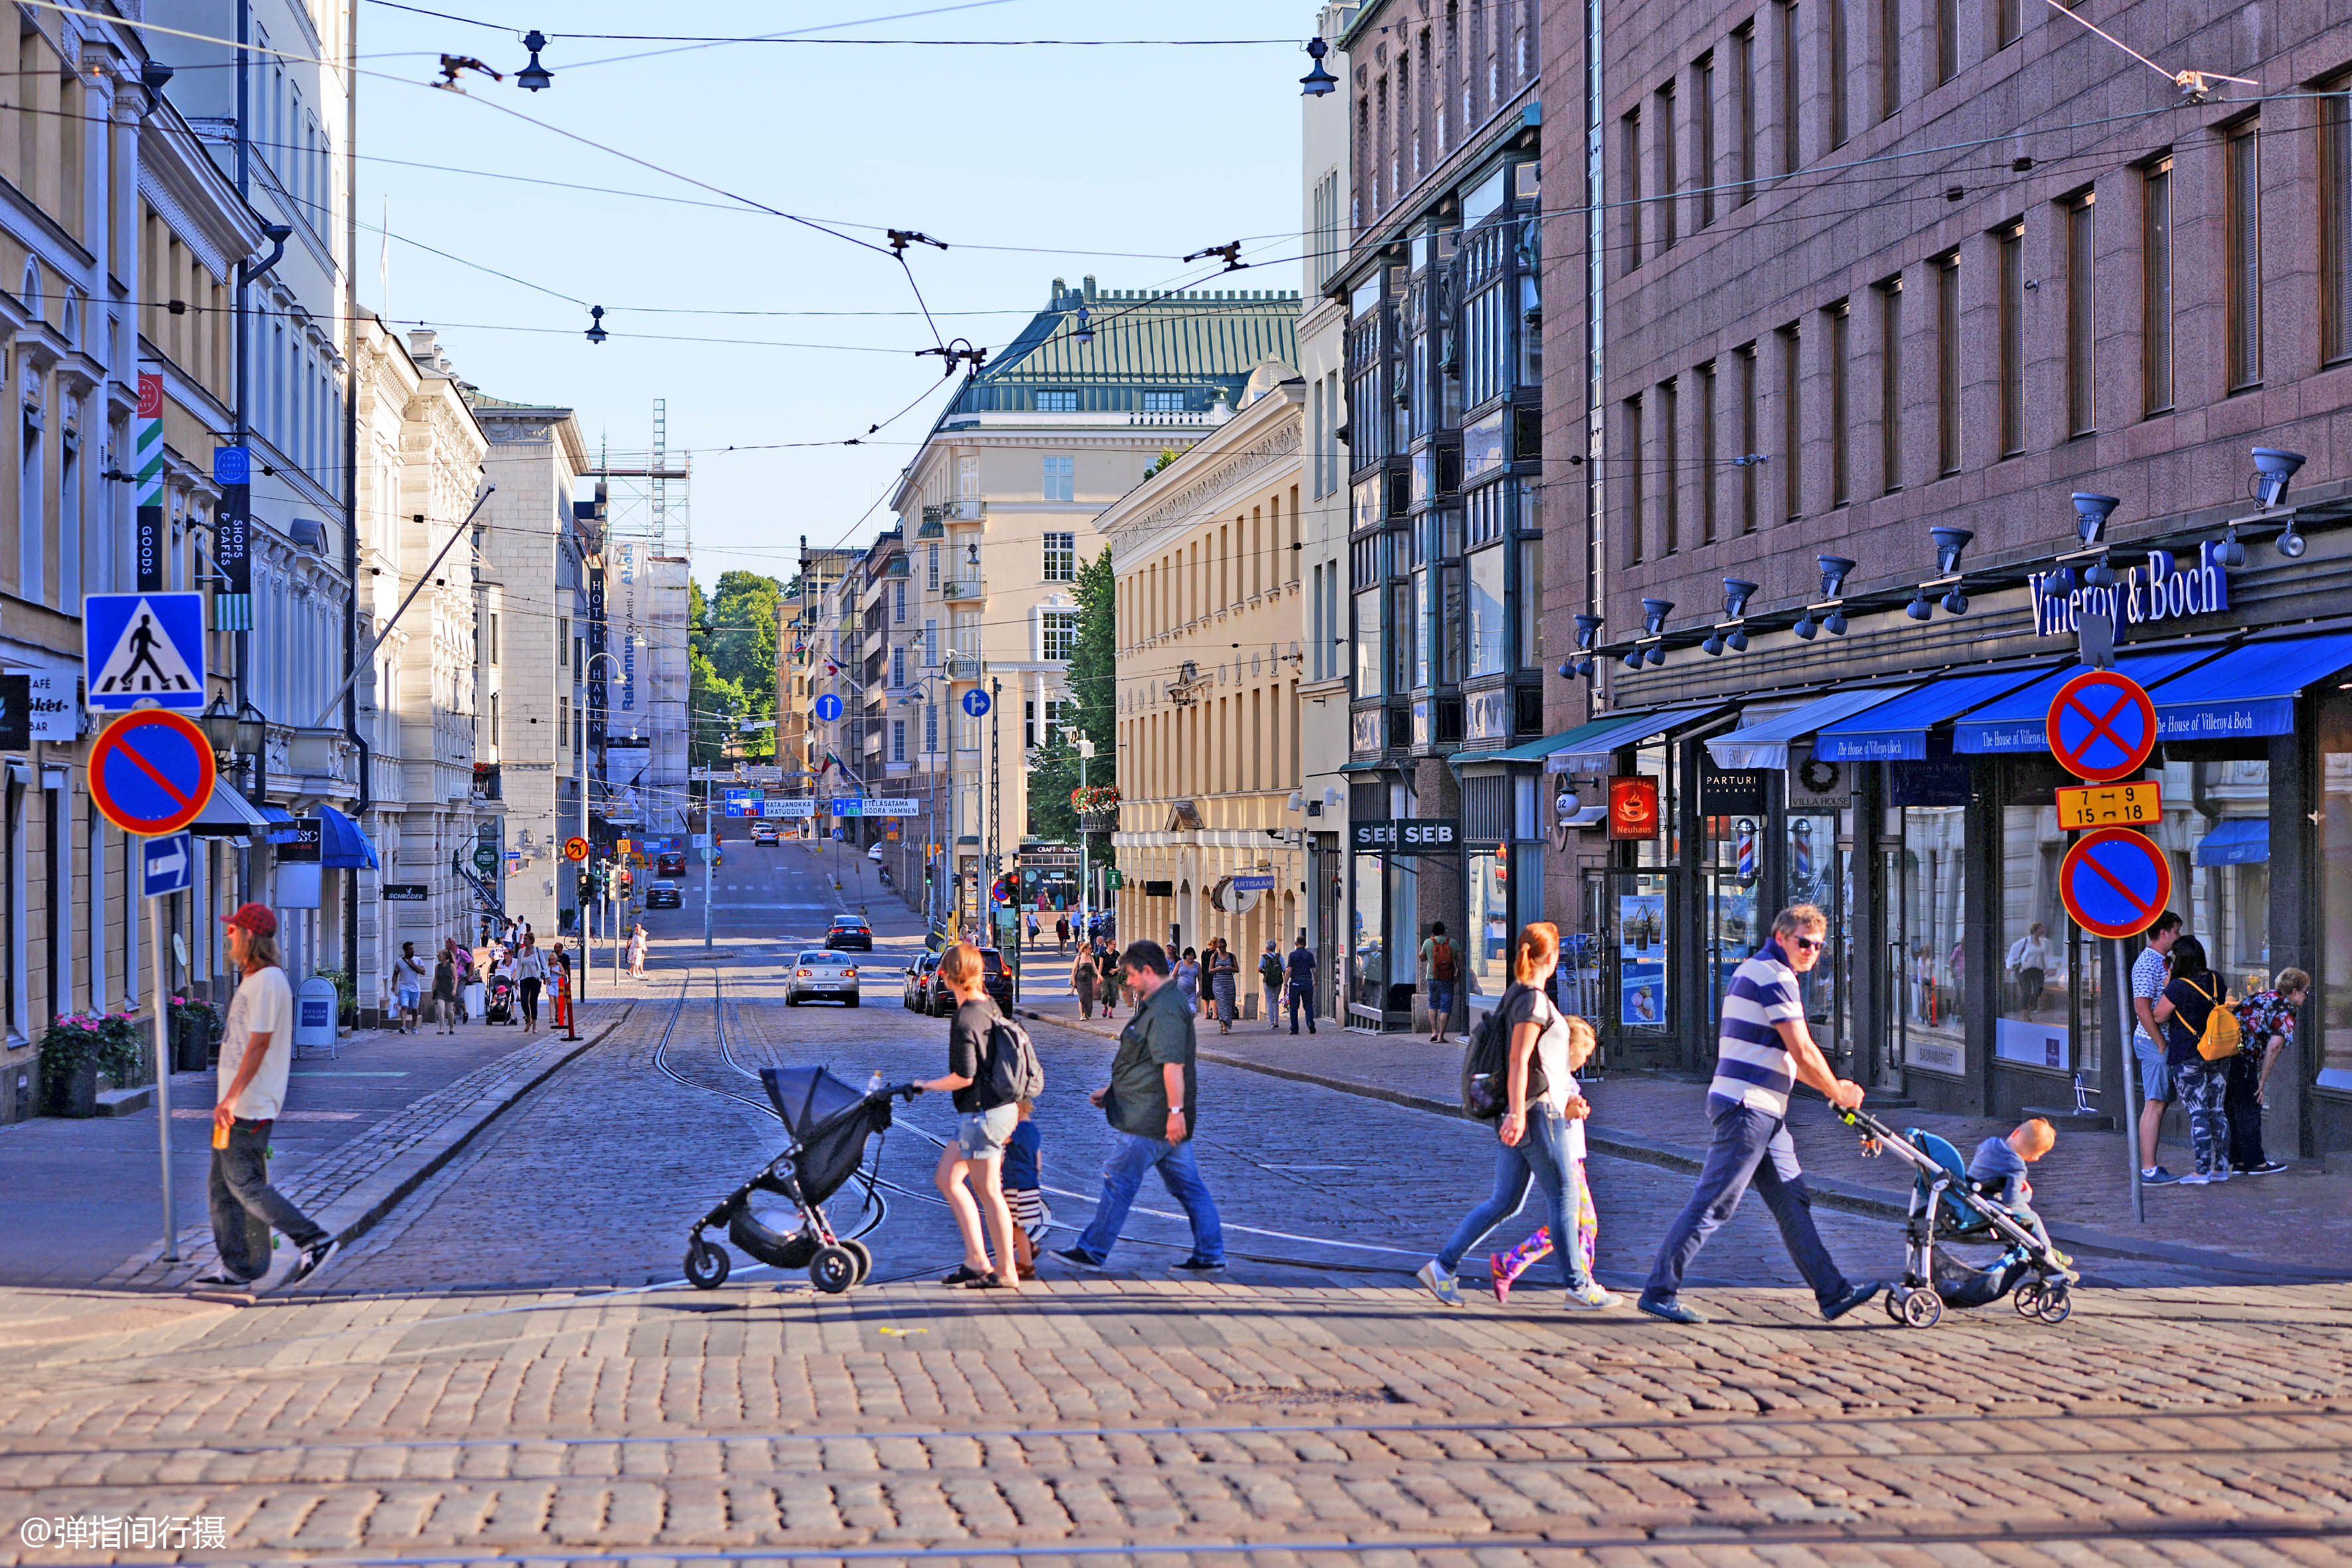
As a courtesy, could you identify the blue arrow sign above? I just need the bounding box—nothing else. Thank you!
[141,832,193,898]
[84,591,206,712]
[813,693,845,723]
[961,689,992,718]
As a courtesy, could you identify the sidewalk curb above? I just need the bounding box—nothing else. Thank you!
[1170,1040,2344,1285]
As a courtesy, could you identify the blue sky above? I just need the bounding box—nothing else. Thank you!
[353,1,1313,590]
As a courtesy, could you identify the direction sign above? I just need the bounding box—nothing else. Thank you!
[141,832,193,898]
[2048,669,2156,783]
[813,693,845,723]
[88,710,216,836]
[84,591,206,712]
[2059,826,2174,939]
[563,836,590,862]
[961,688,991,718]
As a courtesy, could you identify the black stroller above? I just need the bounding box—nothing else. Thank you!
[483,973,516,1025]
[683,1066,913,1294]
[1842,1108,2080,1328]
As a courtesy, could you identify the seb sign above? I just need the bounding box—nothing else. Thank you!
[1350,818,1461,854]
[2029,541,2229,637]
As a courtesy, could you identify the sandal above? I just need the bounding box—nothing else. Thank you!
[963,1273,1008,1289]
[941,1263,987,1286]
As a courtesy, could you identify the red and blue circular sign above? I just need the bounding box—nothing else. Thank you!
[88,709,216,837]
[2048,670,2157,783]
[2059,826,2173,939]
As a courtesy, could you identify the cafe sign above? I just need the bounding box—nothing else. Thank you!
[2029,541,2229,637]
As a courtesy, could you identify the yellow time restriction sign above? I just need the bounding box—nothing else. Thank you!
[2055,779,2163,830]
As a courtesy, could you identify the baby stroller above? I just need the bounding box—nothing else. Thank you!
[683,1065,913,1295]
[483,973,516,1025]
[1841,1108,2080,1328]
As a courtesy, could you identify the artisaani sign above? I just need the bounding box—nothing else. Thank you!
[2029,541,2227,637]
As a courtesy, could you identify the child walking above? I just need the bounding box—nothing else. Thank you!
[1002,1098,1052,1281]
[1488,1014,1603,1304]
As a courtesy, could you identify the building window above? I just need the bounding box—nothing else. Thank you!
[1737,343,1759,532]
[892,644,907,688]
[1043,531,1076,581]
[1936,0,1958,85]
[490,692,501,746]
[1697,55,1717,228]
[2144,156,2174,415]
[924,618,939,665]
[1828,0,1849,148]
[894,580,907,623]
[1878,277,1903,492]
[1624,394,1645,563]
[1037,390,1078,412]
[1622,110,1642,272]
[1660,378,1680,553]
[1936,252,1962,473]
[1828,301,1851,505]
[1779,323,1802,520]
[1778,0,1800,175]
[924,702,938,755]
[1042,609,1078,661]
[892,718,906,763]
[1733,22,1757,203]
[2226,123,2262,391]
[558,696,569,751]
[1024,699,1038,749]
[557,617,570,665]
[1658,82,1678,250]
[1698,360,1719,543]
[1142,390,1185,412]
[2067,195,2095,436]
[1045,698,1073,744]
[1997,0,2021,49]
[1879,0,1899,121]
[1042,455,1074,502]
[1999,222,2026,457]
[926,542,939,589]
[2325,80,2352,364]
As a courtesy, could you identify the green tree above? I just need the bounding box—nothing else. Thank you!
[1028,546,1117,846]
[689,570,785,765]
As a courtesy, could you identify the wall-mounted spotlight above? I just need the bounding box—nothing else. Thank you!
[1701,632,1727,657]
[1818,555,1855,598]
[2277,518,2309,559]
[1574,613,1605,651]
[1931,526,1974,576]
[2073,492,2118,546]
[1640,598,1674,637]
[1622,649,1645,672]
[2215,524,2247,570]
[2252,447,2306,510]
[1825,608,1848,635]
[1792,611,1818,640]
[1644,643,1668,666]
[1906,589,1934,621]
[1941,586,1970,615]
[1722,578,1758,619]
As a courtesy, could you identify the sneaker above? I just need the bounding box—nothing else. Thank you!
[2241,1160,2289,1176]
[2207,1168,2232,1182]
[1637,1294,1707,1325]
[1052,1246,1105,1271]
[1488,1253,1516,1306]
[1821,1281,1885,1321]
[1564,1282,1622,1311]
[1415,1259,1464,1306]
[191,1272,255,1291]
[2142,1166,2181,1186]
[1172,1257,1227,1274]
[281,1237,339,1289]
[2177,1172,2211,1186]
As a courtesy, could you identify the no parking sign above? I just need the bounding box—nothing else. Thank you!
[2059,826,2173,939]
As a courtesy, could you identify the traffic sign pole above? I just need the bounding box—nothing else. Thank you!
[2117,939,2144,1225]
[150,880,177,1261]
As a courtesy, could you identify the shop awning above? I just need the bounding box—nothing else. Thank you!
[1950,646,2228,754]
[2145,629,2352,741]
[187,781,270,838]
[1450,718,1619,774]
[1547,704,1725,771]
[2195,818,2270,866]
[1812,666,2057,762]
[1705,686,1918,771]
[318,805,380,869]
[1338,757,1391,773]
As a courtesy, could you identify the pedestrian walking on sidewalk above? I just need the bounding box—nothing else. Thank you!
[1072,948,1099,1020]
[514,933,550,1035]
[1057,915,1071,954]
[1416,923,1618,1312]
[1056,940,1225,1273]
[1259,941,1286,1030]
[392,942,428,1034]
[430,944,459,1034]
[193,904,337,1292]
[627,923,648,979]
[1421,923,1460,1044]
[916,943,1024,1292]
[2229,970,2304,1176]
[1637,904,1885,1326]
[1285,935,1318,1034]
[1208,939,1239,1034]
[1175,947,1201,1017]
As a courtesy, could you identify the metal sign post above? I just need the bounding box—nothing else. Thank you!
[2117,939,2144,1225]
[139,832,194,1263]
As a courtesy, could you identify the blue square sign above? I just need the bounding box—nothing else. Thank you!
[141,832,193,898]
[84,591,207,712]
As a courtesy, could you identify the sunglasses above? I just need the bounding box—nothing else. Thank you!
[1791,934,1827,953]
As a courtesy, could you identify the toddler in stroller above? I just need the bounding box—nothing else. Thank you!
[683,1065,914,1295]
[483,973,516,1026]
[1842,1109,2080,1328]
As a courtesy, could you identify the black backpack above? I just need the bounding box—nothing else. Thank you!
[1460,984,1547,1121]
[983,1016,1047,1106]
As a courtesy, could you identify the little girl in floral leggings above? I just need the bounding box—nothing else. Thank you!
[1491,1014,1601,1303]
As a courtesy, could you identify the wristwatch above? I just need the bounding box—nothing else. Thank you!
[1168,1105,1186,1115]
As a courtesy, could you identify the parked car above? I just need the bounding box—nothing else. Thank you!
[656,852,686,878]
[645,880,681,909]
[866,842,885,864]
[902,951,941,1012]
[787,950,860,1007]
[825,914,873,951]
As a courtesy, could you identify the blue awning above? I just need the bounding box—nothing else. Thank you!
[319,805,380,870]
[1705,686,1919,771]
[2195,817,2269,866]
[2146,629,2352,742]
[1546,704,1726,771]
[1951,646,2229,754]
[1813,666,2059,762]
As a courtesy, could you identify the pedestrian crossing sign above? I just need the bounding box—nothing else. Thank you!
[84,591,206,712]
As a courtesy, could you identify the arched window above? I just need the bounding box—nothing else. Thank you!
[62,291,78,347]
[21,260,37,304]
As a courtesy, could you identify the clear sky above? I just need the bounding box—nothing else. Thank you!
[351,1,1314,592]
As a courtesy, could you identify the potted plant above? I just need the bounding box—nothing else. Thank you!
[169,995,222,1073]
[1071,784,1121,835]
[314,967,358,1028]
[39,1013,147,1117]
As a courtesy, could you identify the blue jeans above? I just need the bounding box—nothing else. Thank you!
[1075,1132,1225,1263]
[1435,1103,1595,1293]
[1642,1097,1855,1309]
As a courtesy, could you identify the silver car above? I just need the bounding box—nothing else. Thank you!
[786,949,861,1007]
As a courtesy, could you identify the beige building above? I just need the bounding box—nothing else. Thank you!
[1106,367,1309,978]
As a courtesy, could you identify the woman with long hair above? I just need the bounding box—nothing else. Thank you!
[2152,933,2232,1182]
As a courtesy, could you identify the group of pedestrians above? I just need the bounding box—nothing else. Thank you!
[2130,910,2298,1185]
[1070,937,1129,1020]
[1149,935,1323,1034]
[388,927,568,1036]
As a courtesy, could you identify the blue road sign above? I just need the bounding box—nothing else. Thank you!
[141,832,194,898]
[88,710,215,837]
[212,445,251,486]
[813,693,845,723]
[2059,826,2173,940]
[84,591,206,712]
[961,688,992,718]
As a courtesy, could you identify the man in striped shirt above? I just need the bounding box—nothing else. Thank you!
[1638,904,1884,1326]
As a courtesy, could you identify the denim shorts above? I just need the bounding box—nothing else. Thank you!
[1429,980,1456,1016]
[2134,1035,2173,1103]
[955,1103,1020,1159]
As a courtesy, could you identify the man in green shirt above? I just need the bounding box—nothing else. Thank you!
[1056,940,1225,1273]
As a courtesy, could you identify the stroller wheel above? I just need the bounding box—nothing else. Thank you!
[1900,1287,1942,1328]
[2035,1284,2073,1324]
[1884,1288,1909,1323]
[842,1238,874,1284]
[2012,1281,2045,1318]
[684,1238,731,1291]
[809,1245,858,1294]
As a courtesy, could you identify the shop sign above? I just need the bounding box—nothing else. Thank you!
[274,817,322,862]
[1889,757,1971,808]
[1607,777,1660,840]
[1788,748,1847,807]
[1618,893,1667,1028]
[1350,818,1462,854]
[382,884,430,902]
[2029,541,2228,637]
[1700,763,1767,815]
[1142,879,1174,897]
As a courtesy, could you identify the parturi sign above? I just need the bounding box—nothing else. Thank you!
[2029,542,2229,637]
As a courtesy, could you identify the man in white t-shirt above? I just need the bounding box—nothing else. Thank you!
[194,903,337,1291]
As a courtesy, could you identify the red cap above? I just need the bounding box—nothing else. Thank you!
[220,902,277,937]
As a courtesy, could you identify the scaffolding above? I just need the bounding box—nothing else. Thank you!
[591,399,694,838]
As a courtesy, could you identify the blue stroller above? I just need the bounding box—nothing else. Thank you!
[1842,1109,2080,1328]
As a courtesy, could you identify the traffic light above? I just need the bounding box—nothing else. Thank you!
[586,864,606,900]
[616,868,633,899]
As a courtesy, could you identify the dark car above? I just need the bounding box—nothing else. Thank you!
[825,914,873,951]
[645,879,681,909]
[977,947,1013,1014]
[656,852,686,878]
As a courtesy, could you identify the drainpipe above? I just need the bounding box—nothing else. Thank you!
[341,3,366,1001]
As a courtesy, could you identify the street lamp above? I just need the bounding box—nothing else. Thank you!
[198,692,268,763]
[1299,36,1338,97]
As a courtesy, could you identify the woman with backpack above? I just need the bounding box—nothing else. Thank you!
[915,942,1025,1290]
[1416,922,1621,1312]
[2150,934,2234,1184]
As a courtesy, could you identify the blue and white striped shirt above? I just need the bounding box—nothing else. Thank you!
[1711,940,1806,1116]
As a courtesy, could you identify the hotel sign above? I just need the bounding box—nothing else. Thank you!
[2029,542,2229,637]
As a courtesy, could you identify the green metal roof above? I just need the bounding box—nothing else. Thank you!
[946,275,1298,417]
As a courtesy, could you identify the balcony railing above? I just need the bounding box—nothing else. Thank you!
[947,499,986,521]
[942,576,986,602]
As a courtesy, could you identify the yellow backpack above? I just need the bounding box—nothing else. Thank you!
[2185,977,2241,1062]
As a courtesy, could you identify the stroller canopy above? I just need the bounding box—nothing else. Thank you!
[763,1066,869,1137]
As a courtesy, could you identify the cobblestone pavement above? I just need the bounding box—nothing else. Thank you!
[6,849,2351,1564]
